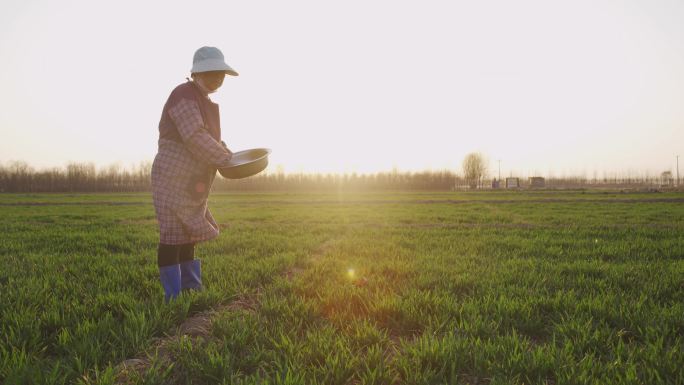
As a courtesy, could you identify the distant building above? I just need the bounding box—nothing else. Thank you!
[506,177,519,188]
[492,179,500,189]
[661,171,674,186]
[529,177,545,188]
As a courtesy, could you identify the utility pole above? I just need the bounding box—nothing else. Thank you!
[497,159,501,181]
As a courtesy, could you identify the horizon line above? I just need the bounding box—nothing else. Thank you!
[0,159,678,179]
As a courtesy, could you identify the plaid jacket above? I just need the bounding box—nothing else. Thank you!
[151,81,233,245]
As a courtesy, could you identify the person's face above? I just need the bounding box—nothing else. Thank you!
[197,71,226,91]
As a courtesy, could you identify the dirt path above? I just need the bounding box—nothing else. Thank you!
[114,236,338,384]
[114,293,259,384]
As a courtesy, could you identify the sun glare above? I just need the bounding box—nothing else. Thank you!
[347,268,355,280]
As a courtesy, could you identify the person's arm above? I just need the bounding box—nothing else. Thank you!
[167,98,233,168]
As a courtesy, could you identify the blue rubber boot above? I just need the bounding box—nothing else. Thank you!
[180,259,203,292]
[159,264,181,302]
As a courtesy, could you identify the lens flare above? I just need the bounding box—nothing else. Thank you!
[347,268,355,279]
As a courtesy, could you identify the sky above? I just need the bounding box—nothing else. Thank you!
[0,0,683,177]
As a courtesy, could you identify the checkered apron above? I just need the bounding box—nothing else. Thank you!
[152,82,234,245]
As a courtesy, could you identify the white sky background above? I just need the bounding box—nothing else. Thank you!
[0,0,682,176]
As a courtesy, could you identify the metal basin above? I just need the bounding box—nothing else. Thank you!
[218,148,271,179]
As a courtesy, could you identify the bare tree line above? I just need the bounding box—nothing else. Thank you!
[0,161,678,193]
[0,161,152,193]
[215,170,458,192]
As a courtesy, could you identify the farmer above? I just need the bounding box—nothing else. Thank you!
[151,46,238,301]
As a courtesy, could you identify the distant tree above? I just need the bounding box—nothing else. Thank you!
[462,152,487,189]
[8,161,33,192]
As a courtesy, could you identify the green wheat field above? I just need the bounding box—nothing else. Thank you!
[1,191,683,385]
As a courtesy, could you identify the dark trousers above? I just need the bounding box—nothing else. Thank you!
[158,243,195,267]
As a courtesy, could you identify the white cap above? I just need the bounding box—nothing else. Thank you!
[191,46,239,76]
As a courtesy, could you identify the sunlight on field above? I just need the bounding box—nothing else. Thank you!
[1,191,683,384]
